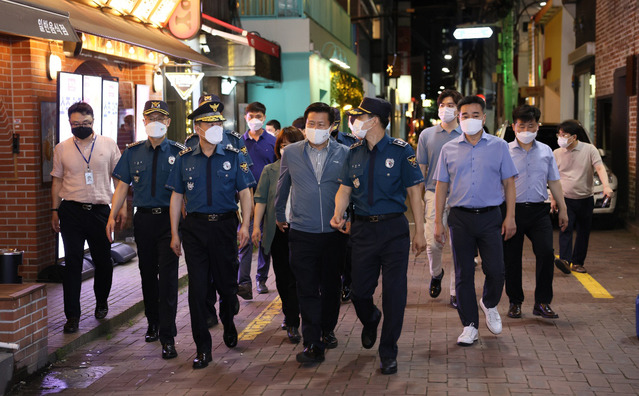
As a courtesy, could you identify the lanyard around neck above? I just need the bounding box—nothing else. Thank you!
[73,137,96,170]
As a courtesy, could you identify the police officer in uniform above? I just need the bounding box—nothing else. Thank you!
[166,101,254,369]
[331,107,358,147]
[331,98,426,375]
[107,100,182,359]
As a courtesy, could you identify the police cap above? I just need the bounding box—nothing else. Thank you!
[143,100,169,116]
[346,97,392,120]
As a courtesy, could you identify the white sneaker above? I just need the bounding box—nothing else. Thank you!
[457,325,478,346]
[480,298,502,334]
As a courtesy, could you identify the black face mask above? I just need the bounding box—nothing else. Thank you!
[72,126,93,139]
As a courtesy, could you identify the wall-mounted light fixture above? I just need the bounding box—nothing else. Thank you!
[47,43,62,80]
[152,68,163,92]
[321,42,350,70]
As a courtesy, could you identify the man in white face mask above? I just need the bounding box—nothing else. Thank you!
[504,105,568,321]
[433,95,518,347]
[416,89,462,309]
[274,102,349,364]
[108,100,184,360]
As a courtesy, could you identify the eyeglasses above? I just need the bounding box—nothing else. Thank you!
[70,121,93,128]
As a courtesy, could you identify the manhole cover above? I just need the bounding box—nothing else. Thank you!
[39,366,113,394]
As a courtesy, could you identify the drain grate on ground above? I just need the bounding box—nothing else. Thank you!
[39,366,113,394]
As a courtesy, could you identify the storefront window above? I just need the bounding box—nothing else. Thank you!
[577,72,595,142]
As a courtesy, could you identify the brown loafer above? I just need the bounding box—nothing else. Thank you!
[571,264,587,273]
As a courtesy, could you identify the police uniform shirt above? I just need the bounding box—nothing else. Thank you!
[165,143,254,214]
[339,134,424,216]
[434,132,518,208]
[508,139,560,203]
[334,131,358,147]
[112,138,184,207]
[416,124,461,191]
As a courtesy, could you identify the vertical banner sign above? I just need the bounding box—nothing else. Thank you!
[83,75,103,135]
[168,0,201,40]
[57,72,83,142]
[102,79,119,142]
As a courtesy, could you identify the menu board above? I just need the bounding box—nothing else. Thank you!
[83,75,103,135]
[57,72,83,142]
[102,79,119,142]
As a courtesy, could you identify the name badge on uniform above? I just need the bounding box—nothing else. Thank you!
[223,161,231,171]
[85,170,94,185]
[168,156,175,165]
[385,158,394,168]
[353,178,360,188]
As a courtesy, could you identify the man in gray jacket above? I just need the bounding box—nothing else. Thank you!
[275,102,349,364]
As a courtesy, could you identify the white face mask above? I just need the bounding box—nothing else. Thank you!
[438,107,457,123]
[247,118,263,132]
[516,131,537,144]
[203,125,224,145]
[557,136,572,148]
[459,118,484,135]
[305,127,331,145]
[145,121,167,138]
[351,118,374,139]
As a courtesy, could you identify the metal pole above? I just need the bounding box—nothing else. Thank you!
[458,42,463,95]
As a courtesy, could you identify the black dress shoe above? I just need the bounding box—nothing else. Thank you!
[533,303,559,318]
[95,302,108,319]
[295,344,325,363]
[361,309,381,349]
[450,295,458,309]
[206,315,219,328]
[145,324,159,342]
[223,324,238,348]
[287,326,301,343]
[341,285,352,302]
[63,318,79,334]
[321,330,338,349]
[429,269,444,298]
[161,343,178,359]
[554,258,572,274]
[192,352,212,369]
[281,319,288,330]
[507,303,522,319]
[380,358,398,375]
[256,280,269,294]
[237,283,253,300]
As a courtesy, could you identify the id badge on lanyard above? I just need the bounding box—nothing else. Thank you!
[74,137,96,185]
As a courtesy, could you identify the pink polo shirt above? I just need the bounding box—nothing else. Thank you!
[51,134,121,205]
[553,141,602,199]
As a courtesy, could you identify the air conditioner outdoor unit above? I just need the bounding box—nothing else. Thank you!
[568,42,595,65]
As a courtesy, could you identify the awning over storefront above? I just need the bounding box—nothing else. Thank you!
[0,0,79,42]
[27,0,217,66]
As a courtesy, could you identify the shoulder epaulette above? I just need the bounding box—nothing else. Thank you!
[350,140,364,150]
[179,147,192,156]
[126,140,145,148]
[226,130,242,139]
[392,138,408,147]
[170,141,186,150]
[224,144,240,153]
[343,132,357,139]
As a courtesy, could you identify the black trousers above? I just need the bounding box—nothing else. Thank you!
[448,207,504,329]
[559,197,594,266]
[182,215,239,353]
[133,211,179,343]
[270,227,300,327]
[59,200,113,320]
[351,215,409,359]
[339,233,352,288]
[503,203,554,305]
[288,229,343,348]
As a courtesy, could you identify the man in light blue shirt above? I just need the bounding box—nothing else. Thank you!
[416,89,462,308]
[433,95,518,347]
[504,105,568,320]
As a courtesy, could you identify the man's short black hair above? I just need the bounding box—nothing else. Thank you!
[68,102,94,118]
[512,105,541,123]
[457,95,486,112]
[246,102,266,115]
[558,119,589,142]
[266,119,281,130]
[303,102,335,126]
[437,89,463,107]
[292,117,305,129]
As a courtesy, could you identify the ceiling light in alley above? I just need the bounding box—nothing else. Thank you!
[453,26,493,40]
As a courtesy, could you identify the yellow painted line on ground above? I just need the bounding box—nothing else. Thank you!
[572,272,613,298]
[237,296,282,341]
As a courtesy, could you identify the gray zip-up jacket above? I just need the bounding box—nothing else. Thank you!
[275,139,348,233]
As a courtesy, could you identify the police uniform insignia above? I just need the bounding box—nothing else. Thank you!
[151,101,161,109]
[240,162,249,173]
[210,103,220,112]
[168,156,175,165]
[240,146,248,156]
[126,140,145,148]
[171,141,186,150]
[392,138,408,147]
[407,155,417,168]
[202,95,212,102]
[353,178,360,188]
[224,145,239,153]
[229,131,241,139]
[385,158,394,168]
[133,175,140,183]
[350,141,364,150]
[187,181,194,191]
[223,161,231,170]
[179,147,192,156]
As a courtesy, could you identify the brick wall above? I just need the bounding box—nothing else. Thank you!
[0,284,47,376]
[596,0,638,214]
[0,36,158,281]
